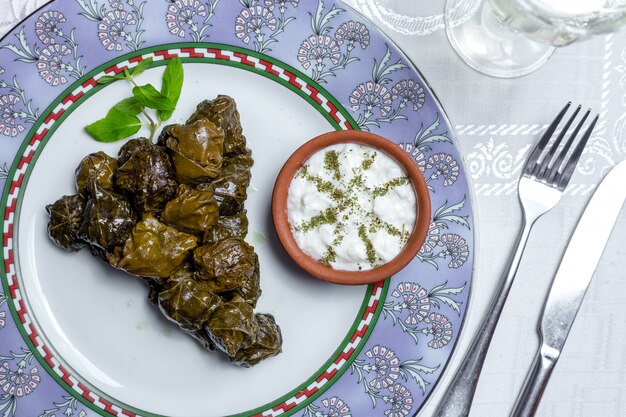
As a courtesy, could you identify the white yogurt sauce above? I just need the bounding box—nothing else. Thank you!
[287,143,417,271]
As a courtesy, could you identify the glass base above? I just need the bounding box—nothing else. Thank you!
[445,0,555,78]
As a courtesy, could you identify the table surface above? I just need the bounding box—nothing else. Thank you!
[2,1,626,416]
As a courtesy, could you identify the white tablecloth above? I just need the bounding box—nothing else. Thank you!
[2,1,626,416]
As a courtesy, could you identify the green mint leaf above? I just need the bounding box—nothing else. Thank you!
[132,84,174,111]
[130,57,153,78]
[110,97,143,116]
[158,56,184,121]
[85,112,143,143]
[98,75,126,85]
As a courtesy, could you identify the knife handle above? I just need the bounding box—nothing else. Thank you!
[510,344,559,417]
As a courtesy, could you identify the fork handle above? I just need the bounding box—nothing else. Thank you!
[433,218,535,417]
[509,344,558,417]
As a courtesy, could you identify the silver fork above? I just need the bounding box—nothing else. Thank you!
[433,103,599,417]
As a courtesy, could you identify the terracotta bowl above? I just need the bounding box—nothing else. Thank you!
[272,130,431,285]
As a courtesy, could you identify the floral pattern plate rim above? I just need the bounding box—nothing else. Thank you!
[0,1,474,417]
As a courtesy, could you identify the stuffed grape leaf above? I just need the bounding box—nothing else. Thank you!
[203,210,249,244]
[162,184,219,236]
[116,139,177,213]
[193,238,256,293]
[117,138,151,165]
[46,194,87,252]
[223,253,261,307]
[205,300,259,357]
[161,120,225,185]
[79,183,136,251]
[158,277,222,331]
[204,152,253,216]
[187,95,247,156]
[75,151,117,196]
[110,215,197,278]
[46,96,282,367]
[230,314,283,367]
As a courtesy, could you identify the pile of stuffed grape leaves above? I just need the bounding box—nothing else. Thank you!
[46,95,282,367]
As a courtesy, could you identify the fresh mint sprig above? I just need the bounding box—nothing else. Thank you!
[158,56,184,121]
[86,57,184,143]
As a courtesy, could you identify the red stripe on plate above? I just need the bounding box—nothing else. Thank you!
[82,78,99,88]
[16,300,26,323]
[59,365,72,386]
[28,323,38,340]
[180,48,203,59]
[259,60,279,76]
[62,91,85,105]
[234,52,255,67]
[306,85,322,104]
[100,398,119,416]
[282,70,302,89]
[208,48,229,61]
[78,383,95,403]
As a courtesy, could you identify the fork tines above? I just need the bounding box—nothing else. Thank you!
[523,102,599,190]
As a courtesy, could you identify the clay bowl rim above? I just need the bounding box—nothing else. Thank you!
[271,130,431,285]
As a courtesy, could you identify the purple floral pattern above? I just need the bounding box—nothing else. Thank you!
[390,283,430,325]
[391,79,425,112]
[235,0,297,54]
[166,0,219,42]
[364,345,401,390]
[399,143,427,174]
[0,94,26,137]
[2,16,85,85]
[301,396,352,417]
[265,0,299,13]
[438,233,470,269]
[350,47,419,130]
[98,10,137,52]
[297,1,369,83]
[235,6,277,44]
[417,198,470,269]
[109,0,124,10]
[383,383,413,417]
[424,313,453,349]
[397,116,472,272]
[426,153,460,187]
[76,0,146,51]
[382,281,464,345]
[0,350,40,398]
[349,82,393,118]
[298,35,341,71]
[0,350,41,416]
[0,1,473,416]
[34,11,66,45]
[37,396,87,417]
[0,67,38,138]
[0,364,40,397]
[350,345,437,413]
[419,222,441,255]
[37,43,71,85]
[335,21,370,50]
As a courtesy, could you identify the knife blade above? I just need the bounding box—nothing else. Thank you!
[510,159,626,417]
[541,159,626,355]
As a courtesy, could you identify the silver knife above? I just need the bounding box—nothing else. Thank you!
[510,159,626,417]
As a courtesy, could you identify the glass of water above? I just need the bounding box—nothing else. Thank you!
[445,0,626,78]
